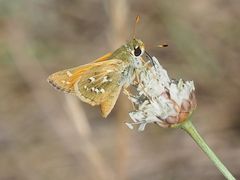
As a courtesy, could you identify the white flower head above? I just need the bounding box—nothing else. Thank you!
[126,56,197,131]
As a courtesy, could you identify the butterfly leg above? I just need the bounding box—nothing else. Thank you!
[123,88,137,110]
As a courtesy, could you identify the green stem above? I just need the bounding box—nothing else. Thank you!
[180,120,235,180]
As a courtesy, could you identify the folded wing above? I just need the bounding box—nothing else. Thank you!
[47,59,126,117]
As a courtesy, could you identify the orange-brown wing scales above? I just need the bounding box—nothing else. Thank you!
[48,59,126,117]
[47,66,80,93]
[94,52,112,62]
[74,60,125,117]
[100,87,121,117]
[47,60,122,93]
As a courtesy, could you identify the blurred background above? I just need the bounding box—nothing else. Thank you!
[0,0,239,179]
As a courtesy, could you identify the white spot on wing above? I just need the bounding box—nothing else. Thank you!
[102,76,113,83]
[66,71,73,77]
[100,88,105,93]
[102,76,108,83]
[94,88,100,93]
[88,77,95,82]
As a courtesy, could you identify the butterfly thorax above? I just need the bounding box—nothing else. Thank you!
[109,39,144,86]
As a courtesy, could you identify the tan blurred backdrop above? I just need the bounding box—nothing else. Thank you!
[0,0,239,180]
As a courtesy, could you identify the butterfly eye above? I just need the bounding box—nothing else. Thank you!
[134,46,142,57]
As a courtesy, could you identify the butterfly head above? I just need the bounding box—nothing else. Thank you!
[127,38,145,58]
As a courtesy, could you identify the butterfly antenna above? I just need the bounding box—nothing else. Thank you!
[145,44,168,71]
[145,43,168,49]
[132,15,140,39]
[157,44,168,48]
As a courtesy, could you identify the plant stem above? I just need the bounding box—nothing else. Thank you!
[180,120,235,180]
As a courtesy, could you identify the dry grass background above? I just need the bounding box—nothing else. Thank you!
[0,0,240,179]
